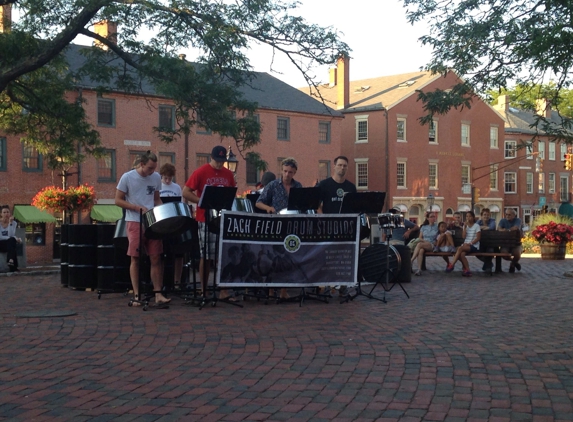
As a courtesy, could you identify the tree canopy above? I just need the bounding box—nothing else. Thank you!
[0,0,349,179]
[401,0,573,139]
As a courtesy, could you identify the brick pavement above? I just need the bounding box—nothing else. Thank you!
[1,256,573,421]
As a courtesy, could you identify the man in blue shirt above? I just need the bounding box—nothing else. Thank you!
[256,157,302,213]
[498,208,523,273]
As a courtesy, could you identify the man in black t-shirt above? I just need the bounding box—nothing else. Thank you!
[317,156,357,214]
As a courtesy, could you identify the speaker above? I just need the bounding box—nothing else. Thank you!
[359,243,412,284]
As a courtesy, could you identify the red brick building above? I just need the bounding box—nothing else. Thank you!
[0,44,343,265]
[310,57,506,224]
[493,95,572,226]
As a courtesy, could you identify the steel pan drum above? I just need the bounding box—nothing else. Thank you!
[278,209,316,215]
[232,198,254,213]
[144,202,193,239]
[113,217,129,250]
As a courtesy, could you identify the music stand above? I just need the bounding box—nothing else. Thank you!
[160,196,182,204]
[340,192,387,303]
[287,187,321,212]
[197,186,241,309]
[340,191,386,214]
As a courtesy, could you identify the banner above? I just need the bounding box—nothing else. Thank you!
[217,212,360,287]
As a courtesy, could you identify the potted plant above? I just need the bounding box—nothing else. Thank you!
[531,214,573,260]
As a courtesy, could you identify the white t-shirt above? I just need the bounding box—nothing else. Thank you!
[117,169,162,222]
[0,221,17,241]
[464,223,481,249]
[160,182,182,198]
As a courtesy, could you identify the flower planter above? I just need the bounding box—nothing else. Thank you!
[540,243,567,260]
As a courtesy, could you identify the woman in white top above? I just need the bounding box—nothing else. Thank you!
[446,211,481,277]
[0,206,22,272]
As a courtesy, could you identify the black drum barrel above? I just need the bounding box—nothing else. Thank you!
[68,224,98,290]
[60,224,69,287]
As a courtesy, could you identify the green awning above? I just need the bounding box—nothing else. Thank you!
[90,204,123,223]
[14,205,57,224]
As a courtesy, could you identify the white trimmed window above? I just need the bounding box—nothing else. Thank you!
[355,158,368,189]
[549,142,556,161]
[397,162,406,188]
[538,172,545,193]
[549,173,556,193]
[526,143,534,159]
[429,163,438,188]
[538,141,545,159]
[461,164,470,186]
[355,115,368,142]
[560,176,569,202]
[561,144,567,161]
[429,120,438,143]
[490,165,498,190]
[461,123,470,146]
[397,118,406,142]
[505,172,517,193]
[490,126,498,148]
[505,140,517,159]
[526,172,533,194]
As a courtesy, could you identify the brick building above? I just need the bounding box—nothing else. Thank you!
[0,43,343,265]
[309,57,506,224]
[493,95,572,226]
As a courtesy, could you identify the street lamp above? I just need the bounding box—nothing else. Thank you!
[426,193,434,212]
[224,145,239,174]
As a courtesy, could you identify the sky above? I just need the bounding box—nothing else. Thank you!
[244,0,434,88]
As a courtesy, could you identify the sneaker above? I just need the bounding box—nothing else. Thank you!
[514,262,521,271]
[414,270,422,276]
[445,264,454,273]
[462,269,472,277]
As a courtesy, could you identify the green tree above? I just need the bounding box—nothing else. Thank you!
[401,0,573,139]
[0,0,349,177]
[488,83,573,118]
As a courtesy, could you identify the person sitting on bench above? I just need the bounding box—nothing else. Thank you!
[446,211,481,277]
[498,208,523,273]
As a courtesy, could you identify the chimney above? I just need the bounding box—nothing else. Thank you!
[93,21,118,50]
[329,67,337,87]
[496,94,510,112]
[535,98,551,118]
[336,54,349,110]
[0,3,11,33]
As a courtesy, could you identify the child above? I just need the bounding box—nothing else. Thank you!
[435,221,455,269]
[446,211,481,277]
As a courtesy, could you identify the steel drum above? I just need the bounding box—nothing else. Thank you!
[143,202,193,239]
[113,217,128,250]
[232,198,254,213]
[278,209,316,215]
[207,209,222,234]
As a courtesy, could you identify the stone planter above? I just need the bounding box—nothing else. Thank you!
[540,243,567,260]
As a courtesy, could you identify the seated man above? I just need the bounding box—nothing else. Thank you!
[382,209,419,246]
[476,207,497,272]
[498,208,523,273]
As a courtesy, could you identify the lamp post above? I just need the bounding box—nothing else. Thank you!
[224,145,239,174]
[426,193,435,212]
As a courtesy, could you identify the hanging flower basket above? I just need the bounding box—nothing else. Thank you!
[32,184,96,214]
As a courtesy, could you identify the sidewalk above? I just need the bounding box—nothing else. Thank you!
[0,257,573,421]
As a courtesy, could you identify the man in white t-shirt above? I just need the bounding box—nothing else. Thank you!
[115,151,171,306]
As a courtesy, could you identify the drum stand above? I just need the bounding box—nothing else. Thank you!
[198,210,243,310]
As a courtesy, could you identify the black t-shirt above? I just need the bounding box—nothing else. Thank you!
[317,178,357,214]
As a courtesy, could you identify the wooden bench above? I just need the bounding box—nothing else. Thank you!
[421,229,522,274]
